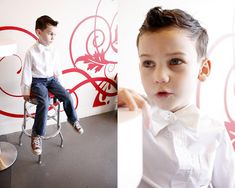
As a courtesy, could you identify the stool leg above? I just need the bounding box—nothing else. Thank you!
[57,102,60,129]
[38,155,42,164]
[56,102,64,148]
[59,132,64,148]
[19,132,24,146]
[19,101,27,146]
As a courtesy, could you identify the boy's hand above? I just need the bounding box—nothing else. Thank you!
[118,88,152,128]
[23,95,30,101]
[118,88,147,111]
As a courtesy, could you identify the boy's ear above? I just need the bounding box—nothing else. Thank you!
[35,29,41,36]
[198,58,211,81]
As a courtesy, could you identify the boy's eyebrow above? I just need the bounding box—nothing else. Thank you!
[139,53,151,57]
[139,52,186,57]
[165,52,186,56]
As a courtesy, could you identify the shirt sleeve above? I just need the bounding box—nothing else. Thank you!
[212,126,235,188]
[20,51,32,95]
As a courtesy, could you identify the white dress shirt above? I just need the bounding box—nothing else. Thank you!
[20,41,63,95]
[140,104,235,188]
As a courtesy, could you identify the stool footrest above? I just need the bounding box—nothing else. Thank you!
[19,97,64,164]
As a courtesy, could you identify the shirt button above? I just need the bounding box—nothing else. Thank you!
[167,113,176,122]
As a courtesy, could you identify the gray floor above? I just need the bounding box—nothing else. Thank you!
[0,110,117,188]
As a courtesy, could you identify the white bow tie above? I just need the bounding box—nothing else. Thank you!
[149,104,200,136]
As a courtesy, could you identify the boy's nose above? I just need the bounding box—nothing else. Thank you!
[153,67,170,84]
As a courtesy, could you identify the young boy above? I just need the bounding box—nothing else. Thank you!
[21,15,84,156]
[119,7,235,188]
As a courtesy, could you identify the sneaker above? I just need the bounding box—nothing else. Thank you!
[31,135,42,155]
[68,120,84,134]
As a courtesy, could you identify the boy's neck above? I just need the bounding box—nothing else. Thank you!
[37,40,51,47]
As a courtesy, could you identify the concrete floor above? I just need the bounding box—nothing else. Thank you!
[0,110,117,188]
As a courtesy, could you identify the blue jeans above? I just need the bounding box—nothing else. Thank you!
[31,77,78,136]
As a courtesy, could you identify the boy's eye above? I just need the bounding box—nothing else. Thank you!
[48,32,56,36]
[169,58,183,65]
[142,60,155,68]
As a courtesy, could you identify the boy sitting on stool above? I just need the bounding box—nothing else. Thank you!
[21,15,84,156]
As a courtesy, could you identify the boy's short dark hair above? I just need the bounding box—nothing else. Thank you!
[137,6,208,59]
[35,15,58,31]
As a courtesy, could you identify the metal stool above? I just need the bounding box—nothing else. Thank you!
[19,94,64,164]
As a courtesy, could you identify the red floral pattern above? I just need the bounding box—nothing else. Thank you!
[0,0,117,118]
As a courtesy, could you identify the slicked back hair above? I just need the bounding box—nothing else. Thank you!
[35,15,58,31]
[137,7,208,59]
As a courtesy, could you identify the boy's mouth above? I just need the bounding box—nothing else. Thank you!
[156,91,173,98]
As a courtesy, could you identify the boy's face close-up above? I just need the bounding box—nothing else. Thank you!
[36,24,57,46]
[138,27,202,112]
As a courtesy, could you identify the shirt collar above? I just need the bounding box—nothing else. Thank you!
[36,41,52,52]
[149,104,200,136]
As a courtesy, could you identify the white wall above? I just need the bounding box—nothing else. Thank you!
[0,0,117,135]
[119,0,235,146]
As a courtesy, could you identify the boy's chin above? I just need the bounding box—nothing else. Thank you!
[45,42,52,46]
[153,102,191,113]
[150,102,171,111]
[151,101,178,112]
[157,105,173,112]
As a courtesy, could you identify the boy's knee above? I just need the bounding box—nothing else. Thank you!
[59,91,72,103]
[65,90,73,99]
[37,98,49,106]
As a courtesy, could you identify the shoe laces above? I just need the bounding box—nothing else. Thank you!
[74,121,81,128]
[32,136,42,147]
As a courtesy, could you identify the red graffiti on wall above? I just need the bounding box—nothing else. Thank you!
[0,0,117,118]
[67,0,117,108]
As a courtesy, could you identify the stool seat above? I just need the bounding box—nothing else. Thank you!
[28,92,58,105]
[19,94,64,164]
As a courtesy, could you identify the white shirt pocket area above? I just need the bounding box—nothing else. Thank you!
[142,104,235,188]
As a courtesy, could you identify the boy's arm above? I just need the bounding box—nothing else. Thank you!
[212,127,235,187]
[20,51,32,99]
[118,88,152,128]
